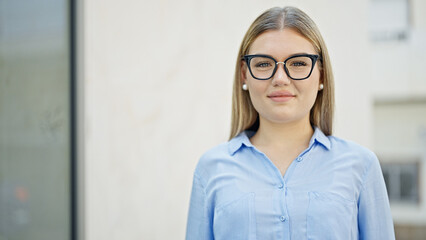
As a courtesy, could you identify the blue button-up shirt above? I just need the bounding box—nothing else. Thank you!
[186,128,395,239]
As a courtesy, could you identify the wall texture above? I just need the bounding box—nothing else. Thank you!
[82,0,370,239]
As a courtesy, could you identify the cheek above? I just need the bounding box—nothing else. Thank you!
[307,69,321,91]
[296,73,320,102]
[308,79,321,104]
[247,81,267,105]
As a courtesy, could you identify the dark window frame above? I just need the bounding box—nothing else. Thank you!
[70,0,78,239]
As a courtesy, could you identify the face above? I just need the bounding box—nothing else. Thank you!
[241,29,322,126]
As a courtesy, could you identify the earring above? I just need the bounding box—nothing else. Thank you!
[242,83,248,91]
[319,83,324,90]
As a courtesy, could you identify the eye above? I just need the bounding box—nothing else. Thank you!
[290,61,308,67]
[287,56,312,69]
[255,62,272,68]
[251,57,275,70]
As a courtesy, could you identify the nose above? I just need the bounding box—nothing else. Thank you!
[271,62,291,86]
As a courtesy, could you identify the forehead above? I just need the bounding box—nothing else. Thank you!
[249,29,316,57]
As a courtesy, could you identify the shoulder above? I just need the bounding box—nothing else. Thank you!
[200,142,231,161]
[324,135,384,188]
[193,141,233,179]
[329,135,376,156]
[195,131,251,175]
[326,135,379,168]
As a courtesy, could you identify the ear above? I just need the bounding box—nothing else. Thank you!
[318,72,324,90]
[318,80,324,91]
[240,61,248,85]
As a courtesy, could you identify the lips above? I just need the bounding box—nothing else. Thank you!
[267,90,295,102]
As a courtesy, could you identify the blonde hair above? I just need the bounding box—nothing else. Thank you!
[229,6,335,140]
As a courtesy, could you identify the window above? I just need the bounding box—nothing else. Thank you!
[373,98,426,208]
[0,0,75,239]
[369,0,411,42]
[381,162,419,203]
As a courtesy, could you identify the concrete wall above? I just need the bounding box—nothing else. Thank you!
[82,0,371,239]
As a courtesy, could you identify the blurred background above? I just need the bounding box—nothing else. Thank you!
[0,0,425,239]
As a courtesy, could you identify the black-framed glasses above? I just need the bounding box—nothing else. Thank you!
[242,54,320,80]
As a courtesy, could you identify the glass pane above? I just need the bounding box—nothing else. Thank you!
[250,57,275,79]
[381,162,420,204]
[0,0,71,239]
[286,56,313,79]
[400,167,418,202]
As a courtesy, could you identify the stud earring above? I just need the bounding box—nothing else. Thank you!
[319,83,324,90]
[242,83,248,91]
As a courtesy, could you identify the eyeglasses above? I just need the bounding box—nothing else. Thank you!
[242,54,320,80]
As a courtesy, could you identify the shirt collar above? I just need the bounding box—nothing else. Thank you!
[228,127,331,155]
[310,126,331,150]
[228,130,255,155]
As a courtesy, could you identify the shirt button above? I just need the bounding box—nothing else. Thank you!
[278,184,284,189]
[296,157,303,161]
[280,216,287,222]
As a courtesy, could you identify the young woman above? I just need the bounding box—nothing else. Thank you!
[186,6,395,240]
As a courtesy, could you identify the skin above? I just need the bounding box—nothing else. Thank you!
[241,28,323,176]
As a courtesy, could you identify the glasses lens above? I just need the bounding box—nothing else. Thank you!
[286,56,313,79]
[249,56,275,79]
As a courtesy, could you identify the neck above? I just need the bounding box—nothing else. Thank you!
[250,116,314,149]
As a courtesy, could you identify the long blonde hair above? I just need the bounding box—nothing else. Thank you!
[229,6,335,140]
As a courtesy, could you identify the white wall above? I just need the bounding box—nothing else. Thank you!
[82,0,370,239]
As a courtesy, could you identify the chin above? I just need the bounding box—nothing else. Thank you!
[267,116,298,124]
[263,112,310,125]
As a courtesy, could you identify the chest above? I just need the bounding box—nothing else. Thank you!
[257,146,305,176]
[209,151,365,239]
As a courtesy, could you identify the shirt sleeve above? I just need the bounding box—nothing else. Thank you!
[358,152,395,240]
[186,172,213,240]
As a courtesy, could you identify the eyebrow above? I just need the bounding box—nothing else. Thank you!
[251,52,314,58]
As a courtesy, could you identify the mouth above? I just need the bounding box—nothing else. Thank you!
[267,91,296,102]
